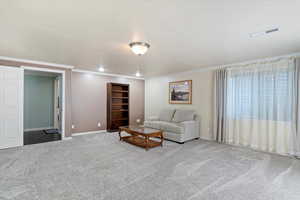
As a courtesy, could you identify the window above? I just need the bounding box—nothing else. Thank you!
[227,66,294,121]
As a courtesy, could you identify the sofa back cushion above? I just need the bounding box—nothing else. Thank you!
[159,109,175,122]
[172,110,195,122]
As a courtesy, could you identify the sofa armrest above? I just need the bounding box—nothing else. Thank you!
[180,120,197,130]
[180,120,197,125]
[180,120,200,138]
[148,116,159,121]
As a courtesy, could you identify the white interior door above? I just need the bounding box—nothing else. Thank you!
[0,66,23,149]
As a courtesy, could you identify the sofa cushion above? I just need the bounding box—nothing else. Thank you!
[144,121,161,130]
[159,109,175,122]
[172,110,195,123]
[148,116,159,121]
[159,121,184,134]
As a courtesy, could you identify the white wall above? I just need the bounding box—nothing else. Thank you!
[145,70,214,140]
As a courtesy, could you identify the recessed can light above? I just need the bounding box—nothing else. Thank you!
[135,71,141,77]
[98,66,105,72]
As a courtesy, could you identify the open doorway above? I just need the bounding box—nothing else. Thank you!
[23,67,65,145]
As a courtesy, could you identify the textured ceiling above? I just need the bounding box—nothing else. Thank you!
[1,0,300,77]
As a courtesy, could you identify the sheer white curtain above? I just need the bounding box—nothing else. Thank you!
[225,58,296,155]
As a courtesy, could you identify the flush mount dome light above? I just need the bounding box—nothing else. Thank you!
[129,42,150,55]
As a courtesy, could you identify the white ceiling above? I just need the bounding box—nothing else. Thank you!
[1,0,300,77]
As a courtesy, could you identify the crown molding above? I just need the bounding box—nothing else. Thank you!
[72,69,145,80]
[0,56,74,69]
[155,51,300,78]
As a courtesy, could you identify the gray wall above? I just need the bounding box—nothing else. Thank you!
[71,72,145,133]
[24,75,55,130]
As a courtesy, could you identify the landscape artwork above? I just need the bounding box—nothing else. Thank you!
[169,80,192,104]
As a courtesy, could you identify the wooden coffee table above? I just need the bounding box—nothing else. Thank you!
[119,126,163,151]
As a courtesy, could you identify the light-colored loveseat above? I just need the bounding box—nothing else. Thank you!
[144,109,200,143]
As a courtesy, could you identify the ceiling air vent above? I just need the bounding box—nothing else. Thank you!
[249,27,279,38]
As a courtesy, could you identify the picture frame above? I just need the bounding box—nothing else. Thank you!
[169,80,192,104]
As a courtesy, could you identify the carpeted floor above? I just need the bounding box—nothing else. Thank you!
[1,133,300,200]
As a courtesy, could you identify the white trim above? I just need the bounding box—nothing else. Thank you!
[199,136,213,141]
[20,68,24,147]
[72,69,145,80]
[21,66,66,74]
[22,66,67,140]
[53,78,59,129]
[156,51,300,78]
[24,127,55,132]
[0,56,144,79]
[0,56,74,69]
[62,71,66,140]
[72,130,107,136]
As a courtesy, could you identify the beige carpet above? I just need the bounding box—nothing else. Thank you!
[0,133,300,200]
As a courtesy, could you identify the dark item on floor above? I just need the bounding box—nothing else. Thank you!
[44,129,60,134]
[24,130,61,145]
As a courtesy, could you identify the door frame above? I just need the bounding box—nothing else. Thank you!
[53,78,60,129]
[21,66,66,139]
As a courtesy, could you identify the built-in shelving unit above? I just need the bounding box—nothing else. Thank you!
[107,83,129,132]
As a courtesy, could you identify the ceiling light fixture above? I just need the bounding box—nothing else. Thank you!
[129,42,150,55]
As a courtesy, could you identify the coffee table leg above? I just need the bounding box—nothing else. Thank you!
[145,136,149,151]
[119,130,122,141]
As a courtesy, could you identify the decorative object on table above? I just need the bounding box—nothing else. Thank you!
[169,80,192,104]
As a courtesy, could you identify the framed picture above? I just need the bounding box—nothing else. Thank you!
[169,80,192,104]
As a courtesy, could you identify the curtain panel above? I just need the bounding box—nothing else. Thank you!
[214,69,227,143]
[295,58,300,157]
[214,58,300,156]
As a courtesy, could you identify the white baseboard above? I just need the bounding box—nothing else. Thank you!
[24,127,54,132]
[72,130,107,136]
[199,135,214,141]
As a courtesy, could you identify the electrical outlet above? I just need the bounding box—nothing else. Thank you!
[97,122,101,127]
[72,125,75,129]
